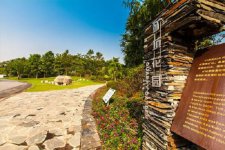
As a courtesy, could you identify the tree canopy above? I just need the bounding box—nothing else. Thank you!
[121,0,225,67]
[0,50,124,81]
[121,0,169,67]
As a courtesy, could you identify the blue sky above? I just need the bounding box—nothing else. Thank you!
[0,0,129,62]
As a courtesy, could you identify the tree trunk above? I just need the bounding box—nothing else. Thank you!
[17,71,20,80]
[36,73,38,79]
[65,69,68,76]
[114,71,117,81]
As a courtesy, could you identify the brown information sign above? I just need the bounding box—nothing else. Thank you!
[171,43,225,150]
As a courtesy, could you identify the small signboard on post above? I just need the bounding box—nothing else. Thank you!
[103,88,116,106]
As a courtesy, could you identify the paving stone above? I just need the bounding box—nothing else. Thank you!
[28,145,40,150]
[9,135,27,145]
[68,133,81,148]
[0,85,103,150]
[48,128,66,136]
[43,136,66,150]
[26,130,47,145]
[0,136,6,146]
[0,143,27,150]
[67,125,76,135]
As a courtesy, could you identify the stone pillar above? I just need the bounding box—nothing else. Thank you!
[142,0,225,149]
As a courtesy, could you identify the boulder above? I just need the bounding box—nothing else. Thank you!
[54,76,72,85]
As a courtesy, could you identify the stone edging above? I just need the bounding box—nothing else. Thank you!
[80,95,101,149]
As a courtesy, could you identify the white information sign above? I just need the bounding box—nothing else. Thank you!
[103,88,116,104]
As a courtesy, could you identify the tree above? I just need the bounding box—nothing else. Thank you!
[54,53,64,75]
[84,49,95,76]
[41,51,55,77]
[54,50,73,75]
[121,0,169,67]
[62,50,72,75]
[9,58,27,79]
[108,57,124,81]
[195,31,225,50]
[86,49,94,59]
[95,52,104,61]
[70,54,85,77]
[29,54,41,79]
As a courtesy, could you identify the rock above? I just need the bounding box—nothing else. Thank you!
[67,126,76,135]
[0,137,6,146]
[28,145,40,150]
[43,136,66,150]
[0,143,27,150]
[18,120,39,127]
[26,130,47,145]
[8,127,31,145]
[68,133,81,148]
[48,128,66,136]
[9,135,27,145]
[65,134,73,141]
[54,76,72,85]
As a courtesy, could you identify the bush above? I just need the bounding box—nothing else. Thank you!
[106,80,131,97]
[92,65,144,149]
[92,86,144,149]
[106,65,144,98]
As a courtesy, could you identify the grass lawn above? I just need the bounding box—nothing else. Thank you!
[7,76,103,92]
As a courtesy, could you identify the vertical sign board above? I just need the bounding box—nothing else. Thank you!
[171,43,225,150]
[103,88,116,104]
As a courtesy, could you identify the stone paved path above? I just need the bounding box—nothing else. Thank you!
[0,85,103,150]
[0,80,25,91]
[0,80,31,99]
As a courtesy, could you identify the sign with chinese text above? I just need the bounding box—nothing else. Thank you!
[171,43,225,150]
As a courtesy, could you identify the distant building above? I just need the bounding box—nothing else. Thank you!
[0,74,6,79]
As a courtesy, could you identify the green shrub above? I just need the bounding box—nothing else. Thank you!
[106,65,144,98]
[92,86,144,149]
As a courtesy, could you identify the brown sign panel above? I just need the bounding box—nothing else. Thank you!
[171,43,225,150]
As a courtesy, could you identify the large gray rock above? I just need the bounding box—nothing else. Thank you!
[54,76,72,85]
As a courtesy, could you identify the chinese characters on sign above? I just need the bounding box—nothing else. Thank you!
[152,18,164,87]
[144,18,165,99]
[171,44,225,150]
[144,61,151,99]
